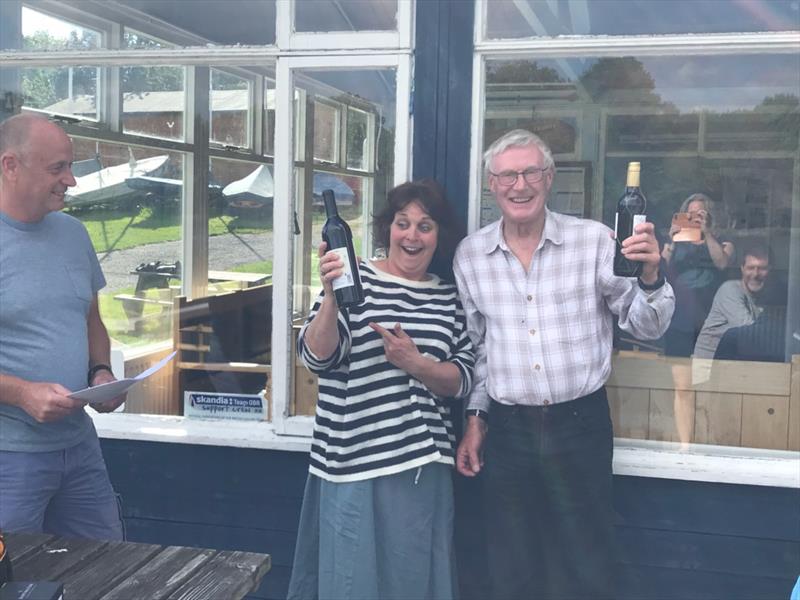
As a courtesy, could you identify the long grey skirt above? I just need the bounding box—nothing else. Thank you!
[287,462,457,600]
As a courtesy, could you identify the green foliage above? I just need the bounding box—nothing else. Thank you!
[487,59,564,84]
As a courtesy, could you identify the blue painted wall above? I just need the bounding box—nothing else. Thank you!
[412,0,473,228]
[100,439,800,600]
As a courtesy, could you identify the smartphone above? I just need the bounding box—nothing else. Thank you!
[672,212,701,242]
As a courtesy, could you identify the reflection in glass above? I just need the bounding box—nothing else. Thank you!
[121,0,277,46]
[313,101,340,163]
[19,8,101,119]
[264,78,276,156]
[346,107,371,170]
[211,69,251,148]
[122,31,185,140]
[209,158,273,292]
[486,0,800,39]
[481,52,800,451]
[295,0,397,32]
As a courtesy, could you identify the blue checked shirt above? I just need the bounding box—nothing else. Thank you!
[453,209,675,411]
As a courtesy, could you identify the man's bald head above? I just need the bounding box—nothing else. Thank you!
[0,113,65,160]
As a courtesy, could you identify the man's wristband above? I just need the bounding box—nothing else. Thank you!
[637,272,665,291]
[88,364,113,385]
[465,409,489,423]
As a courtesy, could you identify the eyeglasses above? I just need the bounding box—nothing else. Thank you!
[489,167,550,186]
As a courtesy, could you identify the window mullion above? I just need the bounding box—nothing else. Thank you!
[183,66,210,299]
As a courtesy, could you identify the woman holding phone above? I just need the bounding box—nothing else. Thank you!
[661,193,734,445]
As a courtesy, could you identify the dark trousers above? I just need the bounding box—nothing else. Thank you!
[484,387,615,600]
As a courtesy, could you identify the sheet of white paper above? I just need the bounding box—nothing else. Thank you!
[69,351,177,403]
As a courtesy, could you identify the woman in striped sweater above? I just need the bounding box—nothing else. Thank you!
[287,181,475,600]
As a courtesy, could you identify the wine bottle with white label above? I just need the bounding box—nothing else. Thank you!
[321,188,364,307]
[613,161,647,277]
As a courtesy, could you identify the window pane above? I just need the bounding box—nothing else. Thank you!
[120,64,186,141]
[486,0,800,39]
[481,53,800,451]
[290,68,396,416]
[295,0,397,32]
[122,31,185,141]
[210,69,251,148]
[123,0,277,45]
[64,139,183,351]
[18,8,102,119]
[211,158,273,284]
[346,106,371,171]
[313,101,340,163]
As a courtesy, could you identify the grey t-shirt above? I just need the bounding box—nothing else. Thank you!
[0,210,105,452]
[693,280,762,359]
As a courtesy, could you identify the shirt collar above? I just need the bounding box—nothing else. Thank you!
[482,208,565,254]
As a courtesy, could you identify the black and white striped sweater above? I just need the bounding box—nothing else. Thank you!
[298,260,475,483]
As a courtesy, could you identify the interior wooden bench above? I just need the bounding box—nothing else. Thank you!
[172,284,318,418]
[172,284,272,415]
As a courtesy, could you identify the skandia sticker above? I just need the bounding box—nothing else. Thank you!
[184,391,265,420]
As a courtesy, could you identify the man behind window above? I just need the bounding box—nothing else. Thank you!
[693,243,772,360]
[454,129,674,599]
[0,113,124,540]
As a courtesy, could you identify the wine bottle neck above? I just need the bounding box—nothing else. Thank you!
[323,196,338,218]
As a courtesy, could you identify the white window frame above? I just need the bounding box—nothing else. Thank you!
[469,0,800,486]
[272,52,412,437]
[3,0,413,441]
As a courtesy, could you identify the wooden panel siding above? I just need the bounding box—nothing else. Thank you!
[788,356,800,451]
[607,354,797,450]
[122,345,176,415]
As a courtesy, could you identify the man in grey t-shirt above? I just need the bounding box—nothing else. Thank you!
[0,114,124,540]
[693,245,771,359]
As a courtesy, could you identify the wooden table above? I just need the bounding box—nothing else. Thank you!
[5,533,271,600]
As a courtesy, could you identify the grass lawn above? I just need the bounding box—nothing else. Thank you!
[72,205,275,253]
[73,204,362,254]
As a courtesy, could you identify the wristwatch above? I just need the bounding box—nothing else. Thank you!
[465,409,489,423]
[87,363,113,385]
[637,272,666,291]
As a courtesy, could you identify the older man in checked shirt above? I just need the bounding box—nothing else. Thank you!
[454,129,674,600]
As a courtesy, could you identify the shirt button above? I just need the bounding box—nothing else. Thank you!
[527,295,533,301]
[529,328,536,335]
[647,297,654,304]
[543,399,550,405]
[534,364,541,371]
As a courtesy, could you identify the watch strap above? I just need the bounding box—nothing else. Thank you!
[465,409,489,423]
[637,272,666,291]
[88,363,113,385]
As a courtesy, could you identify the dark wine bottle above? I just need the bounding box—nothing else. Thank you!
[0,529,12,585]
[321,189,364,307]
[613,161,647,277]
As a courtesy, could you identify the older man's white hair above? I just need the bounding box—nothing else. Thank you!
[483,129,555,179]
